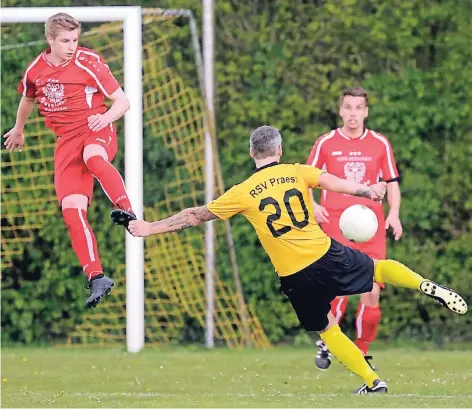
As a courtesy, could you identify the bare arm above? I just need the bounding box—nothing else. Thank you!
[387,181,401,216]
[385,181,403,240]
[14,96,35,130]
[151,205,217,234]
[103,88,130,123]
[318,172,385,200]
[3,96,35,152]
[129,205,218,237]
[88,88,130,131]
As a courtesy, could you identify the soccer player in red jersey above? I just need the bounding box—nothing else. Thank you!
[306,87,403,369]
[3,13,136,308]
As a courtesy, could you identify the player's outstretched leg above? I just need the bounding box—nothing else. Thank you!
[319,314,387,395]
[374,260,468,314]
[111,209,137,233]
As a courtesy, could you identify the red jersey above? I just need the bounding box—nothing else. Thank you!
[307,128,399,215]
[18,46,120,138]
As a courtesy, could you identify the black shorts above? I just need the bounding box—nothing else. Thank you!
[279,239,374,332]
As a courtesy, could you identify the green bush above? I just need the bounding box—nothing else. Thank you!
[1,0,471,344]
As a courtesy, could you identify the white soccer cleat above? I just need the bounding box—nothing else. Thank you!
[354,379,388,395]
[420,280,468,315]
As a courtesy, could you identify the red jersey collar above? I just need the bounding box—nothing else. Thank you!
[337,127,369,141]
[42,47,75,68]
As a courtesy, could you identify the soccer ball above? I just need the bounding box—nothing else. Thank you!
[339,205,378,243]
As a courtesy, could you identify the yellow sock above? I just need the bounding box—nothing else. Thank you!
[321,324,378,387]
[374,260,424,290]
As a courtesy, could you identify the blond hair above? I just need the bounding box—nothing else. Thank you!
[340,86,369,106]
[45,13,81,38]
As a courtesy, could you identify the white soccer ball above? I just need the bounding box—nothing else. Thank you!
[339,205,378,243]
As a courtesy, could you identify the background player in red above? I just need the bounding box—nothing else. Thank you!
[3,13,136,308]
[306,86,403,369]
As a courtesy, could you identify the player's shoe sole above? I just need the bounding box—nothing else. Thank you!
[86,284,114,308]
[420,280,468,314]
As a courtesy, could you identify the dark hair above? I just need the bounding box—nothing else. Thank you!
[340,86,368,106]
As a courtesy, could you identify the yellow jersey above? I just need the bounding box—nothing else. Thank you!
[207,162,331,276]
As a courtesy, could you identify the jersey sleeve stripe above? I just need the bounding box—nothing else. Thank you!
[74,49,111,97]
[21,54,42,97]
[371,130,398,179]
[309,130,335,167]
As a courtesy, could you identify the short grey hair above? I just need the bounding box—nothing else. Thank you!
[249,126,282,159]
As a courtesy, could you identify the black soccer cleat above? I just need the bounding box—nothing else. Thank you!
[354,379,388,395]
[85,274,115,308]
[314,340,332,371]
[111,209,137,233]
[420,280,468,315]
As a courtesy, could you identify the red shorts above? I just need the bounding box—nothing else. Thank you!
[321,208,386,288]
[54,124,118,205]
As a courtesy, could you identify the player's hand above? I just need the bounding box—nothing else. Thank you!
[314,203,330,224]
[369,182,387,201]
[3,127,25,152]
[385,213,403,241]
[128,220,154,237]
[88,114,111,132]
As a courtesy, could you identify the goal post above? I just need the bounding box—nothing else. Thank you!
[0,6,145,353]
[1,7,269,350]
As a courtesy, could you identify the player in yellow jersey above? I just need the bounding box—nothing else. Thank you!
[111,126,467,394]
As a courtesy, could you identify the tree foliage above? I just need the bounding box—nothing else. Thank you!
[1,0,471,344]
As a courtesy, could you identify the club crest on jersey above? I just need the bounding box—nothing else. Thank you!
[344,162,366,183]
[43,81,65,105]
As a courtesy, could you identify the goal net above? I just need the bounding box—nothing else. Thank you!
[1,9,270,348]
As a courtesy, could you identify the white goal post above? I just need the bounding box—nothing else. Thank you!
[0,6,145,353]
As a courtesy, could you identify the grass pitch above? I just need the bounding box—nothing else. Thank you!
[2,346,472,407]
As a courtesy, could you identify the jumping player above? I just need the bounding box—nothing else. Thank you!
[4,13,136,308]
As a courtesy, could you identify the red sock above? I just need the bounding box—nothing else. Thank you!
[63,208,103,280]
[355,304,381,355]
[330,296,348,324]
[86,155,134,213]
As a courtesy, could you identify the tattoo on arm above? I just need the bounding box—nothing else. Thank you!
[151,205,218,233]
[192,205,218,223]
[354,187,372,199]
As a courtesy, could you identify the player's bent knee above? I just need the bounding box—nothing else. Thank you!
[61,194,89,210]
[83,144,108,164]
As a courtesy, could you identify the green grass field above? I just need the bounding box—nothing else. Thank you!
[2,346,472,408]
